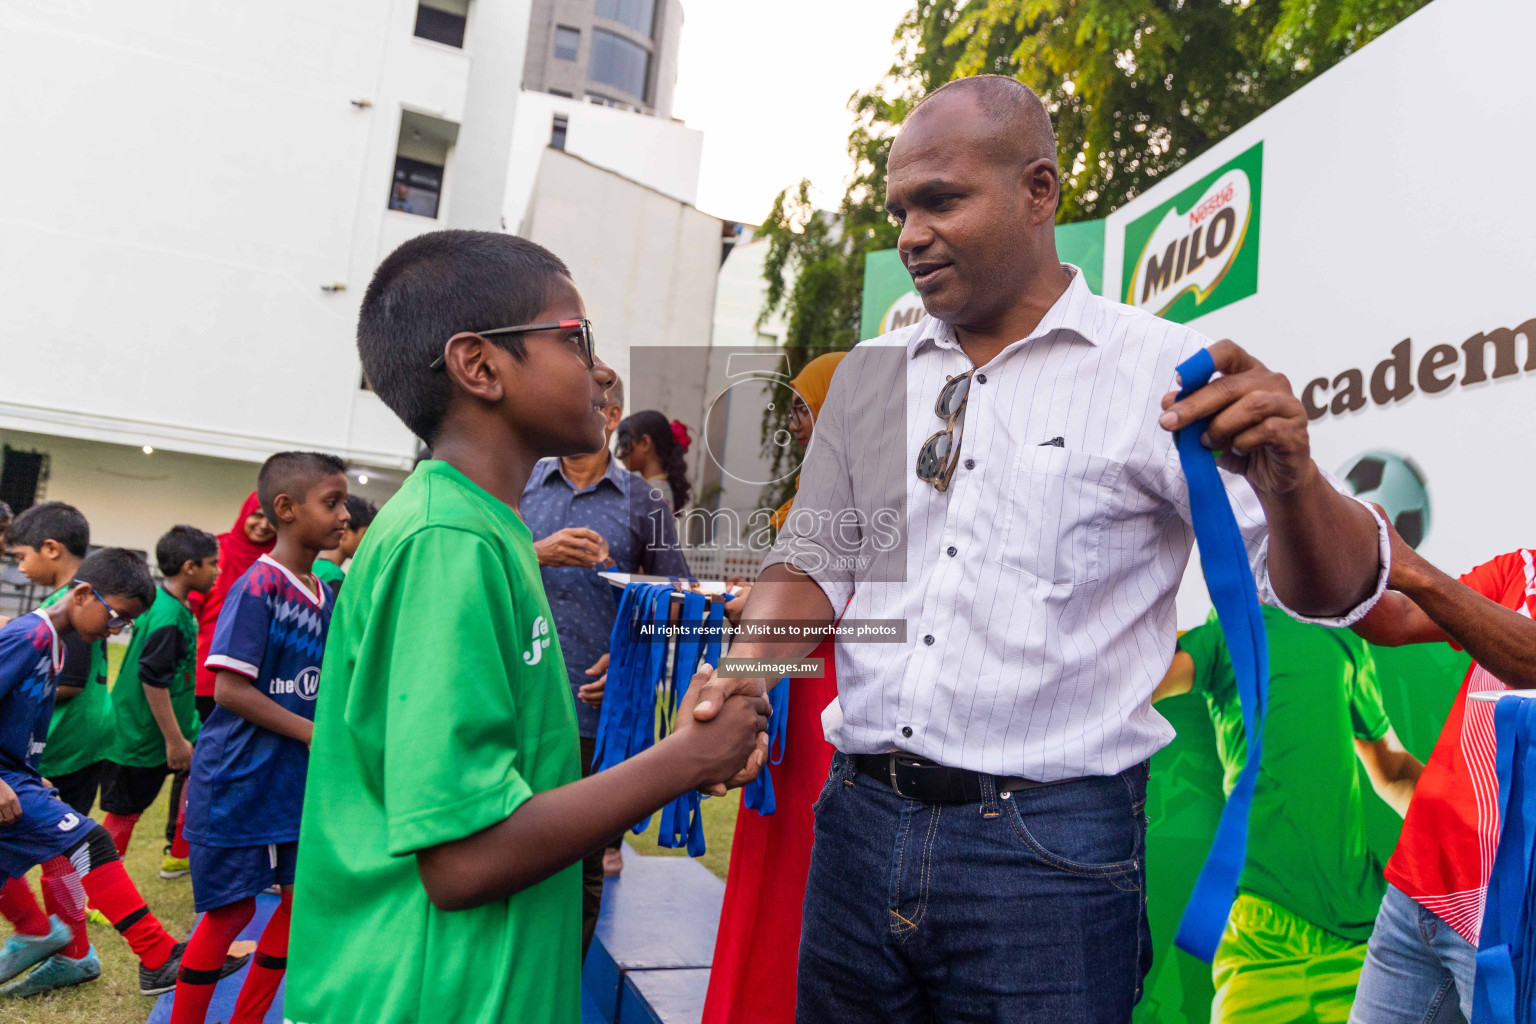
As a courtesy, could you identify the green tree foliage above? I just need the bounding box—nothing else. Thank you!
[753,0,1428,508]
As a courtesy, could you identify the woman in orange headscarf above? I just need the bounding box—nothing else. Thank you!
[704,351,847,1024]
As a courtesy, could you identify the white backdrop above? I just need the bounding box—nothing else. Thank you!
[1098,0,1536,626]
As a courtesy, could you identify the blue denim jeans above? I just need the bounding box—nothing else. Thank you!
[796,752,1151,1023]
[1348,884,1475,1024]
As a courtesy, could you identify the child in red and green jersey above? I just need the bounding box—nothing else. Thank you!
[99,526,220,873]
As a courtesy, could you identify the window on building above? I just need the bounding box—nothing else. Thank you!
[595,0,656,36]
[388,110,459,218]
[553,26,580,61]
[414,0,468,48]
[549,89,573,98]
[0,446,49,514]
[550,114,569,151]
[589,29,649,101]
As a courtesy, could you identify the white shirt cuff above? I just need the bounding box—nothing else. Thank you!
[1256,497,1391,628]
[204,653,260,679]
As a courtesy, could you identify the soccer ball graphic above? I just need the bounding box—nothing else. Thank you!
[1335,450,1431,549]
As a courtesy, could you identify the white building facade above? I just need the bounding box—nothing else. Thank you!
[0,0,706,554]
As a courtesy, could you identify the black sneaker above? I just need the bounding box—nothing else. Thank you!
[139,941,251,996]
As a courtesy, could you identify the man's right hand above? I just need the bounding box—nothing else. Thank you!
[674,664,770,792]
[166,736,194,772]
[533,528,613,569]
[0,778,20,824]
[689,665,772,795]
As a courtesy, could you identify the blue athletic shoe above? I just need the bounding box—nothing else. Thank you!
[0,946,101,997]
[0,915,72,985]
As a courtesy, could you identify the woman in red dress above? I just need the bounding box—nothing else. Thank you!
[703,352,846,1024]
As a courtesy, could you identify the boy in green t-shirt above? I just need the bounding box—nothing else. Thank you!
[6,501,111,816]
[1153,606,1425,1024]
[99,526,220,875]
[285,230,771,1024]
[312,494,376,593]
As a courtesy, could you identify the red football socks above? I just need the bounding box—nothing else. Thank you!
[40,857,89,959]
[170,898,256,1024]
[0,876,49,937]
[170,791,190,859]
[102,812,141,856]
[229,891,291,1024]
[81,858,177,969]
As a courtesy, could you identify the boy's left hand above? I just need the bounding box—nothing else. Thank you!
[166,736,194,772]
[0,778,20,824]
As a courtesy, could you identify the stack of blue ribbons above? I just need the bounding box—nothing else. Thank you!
[594,582,726,856]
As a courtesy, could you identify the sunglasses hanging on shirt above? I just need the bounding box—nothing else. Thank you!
[917,370,973,492]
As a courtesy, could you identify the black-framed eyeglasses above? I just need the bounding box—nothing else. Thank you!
[430,318,596,371]
[916,370,973,492]
[72,580,133,629]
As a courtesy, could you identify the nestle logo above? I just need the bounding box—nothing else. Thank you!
[1187,183,1235,229]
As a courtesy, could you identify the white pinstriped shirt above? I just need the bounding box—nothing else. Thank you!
[762,266,1389,781]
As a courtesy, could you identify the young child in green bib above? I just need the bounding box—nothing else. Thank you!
[98,525,220,875]
[285,230,771,1024]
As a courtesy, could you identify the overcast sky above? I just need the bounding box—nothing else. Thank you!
[670,0,915,225]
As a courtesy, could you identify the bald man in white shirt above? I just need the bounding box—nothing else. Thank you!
[694,75,1389,1023]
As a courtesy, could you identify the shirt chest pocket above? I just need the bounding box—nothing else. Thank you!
[995,445,1124,586]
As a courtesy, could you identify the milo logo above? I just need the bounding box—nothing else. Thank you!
[1122,141,1263,324]
[880,290,927,335]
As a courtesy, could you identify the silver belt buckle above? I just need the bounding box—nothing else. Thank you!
[887,753,907,799]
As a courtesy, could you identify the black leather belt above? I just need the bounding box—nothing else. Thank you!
[851,753,1061,804]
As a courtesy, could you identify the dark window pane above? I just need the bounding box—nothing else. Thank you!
[554,26,579,61]
[388,156,443,218]
[0,446,47,514]
[551,115,568,150]
[589,30,649,100]
[413,5,466,48]
[594,0,656,36]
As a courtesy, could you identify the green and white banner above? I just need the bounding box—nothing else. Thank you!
[1121,142,1262,323]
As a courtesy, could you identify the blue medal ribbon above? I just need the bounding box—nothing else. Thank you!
[595,582,728,858]
[1172,348,1271,963]
[743,679,791,816]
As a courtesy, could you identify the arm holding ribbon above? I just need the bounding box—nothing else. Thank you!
[1159,339,1388,620]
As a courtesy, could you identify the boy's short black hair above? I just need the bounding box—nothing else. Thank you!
[76,548,156,609]
[358,230,572,444]
[155,525,219,577]
[344,495,378,532]
[256,452,349,521]
[8,501,90,558]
